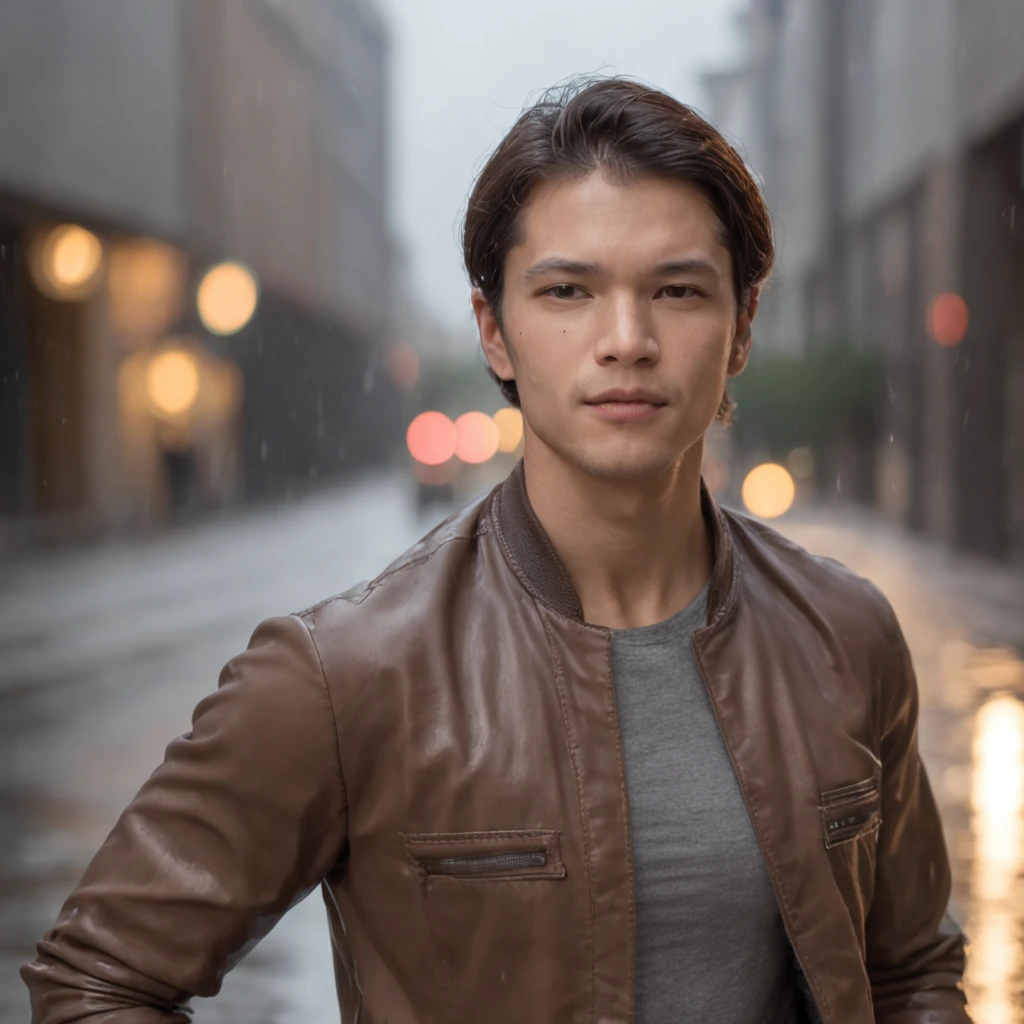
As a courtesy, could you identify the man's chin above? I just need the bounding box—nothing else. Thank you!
[526,423,696,483]
[563,445,684,483]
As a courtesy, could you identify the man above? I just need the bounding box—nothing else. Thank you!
[24,77,969,1023]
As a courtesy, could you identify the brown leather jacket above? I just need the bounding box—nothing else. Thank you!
[23,463,969,1023]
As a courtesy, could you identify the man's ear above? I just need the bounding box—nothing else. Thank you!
[472,288,515,383]
[728,284,760,378]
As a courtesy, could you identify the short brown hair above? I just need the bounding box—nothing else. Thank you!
[462,76,774,422]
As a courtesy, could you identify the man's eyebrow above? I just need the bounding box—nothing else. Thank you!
[652,258,722,279]
[522,257,723,280]
[523,257,603,280]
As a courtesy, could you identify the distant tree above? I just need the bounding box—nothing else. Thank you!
[731,337,885,461]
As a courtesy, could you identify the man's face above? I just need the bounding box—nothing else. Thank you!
[474,170,757,481]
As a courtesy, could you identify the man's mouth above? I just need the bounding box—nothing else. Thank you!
[585,389,668,422]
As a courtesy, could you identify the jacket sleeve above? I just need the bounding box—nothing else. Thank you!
[864,600,970,1023]
[21,614,347,1023]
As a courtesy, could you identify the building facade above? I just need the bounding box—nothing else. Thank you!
[0,0,398,544]
[706,0,1024,562]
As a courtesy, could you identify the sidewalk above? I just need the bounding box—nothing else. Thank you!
[777,501,1024,1023]
[778,502,1024,656]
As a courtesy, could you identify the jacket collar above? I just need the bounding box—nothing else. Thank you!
[492,459,739,628]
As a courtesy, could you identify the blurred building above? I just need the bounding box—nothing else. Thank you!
[706,0,1024,563]
[0,0,399,546]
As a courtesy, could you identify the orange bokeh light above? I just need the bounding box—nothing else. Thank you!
[455,411,500,464]
[407,411,456,466]
[493,407,524,453]
[145,349,200,417]
[30,224,105,301]
[927,293,969,347]
[197,261,259,336]
[742,463,795,519]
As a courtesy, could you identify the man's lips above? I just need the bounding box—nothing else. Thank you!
[584,390,667,422]
[586,388,667,405]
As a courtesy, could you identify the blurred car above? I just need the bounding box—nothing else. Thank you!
[410,458,457,514]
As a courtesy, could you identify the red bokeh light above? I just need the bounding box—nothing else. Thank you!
[454,411,500,464]
[407,411,456,465]
[927,293,969,347]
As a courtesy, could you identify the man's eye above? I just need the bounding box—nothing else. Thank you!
[546,284,584,300]
[660,285,700,299]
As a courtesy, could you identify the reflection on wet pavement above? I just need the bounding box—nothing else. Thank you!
[2,489,1023,1021]
[783,512,1024,1020]
[0,476,429,1024]
[970,696,1024,1023]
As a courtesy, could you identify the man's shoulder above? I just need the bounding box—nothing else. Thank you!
[294,488,495,634]
[723,505,898,645]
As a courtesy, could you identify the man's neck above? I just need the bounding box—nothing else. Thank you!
[521,440,713,630]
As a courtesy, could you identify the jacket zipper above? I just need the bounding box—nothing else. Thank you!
[426,851,548,876]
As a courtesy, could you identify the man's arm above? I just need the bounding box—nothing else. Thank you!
[21,614,347,1023]
[864,598,970,1023]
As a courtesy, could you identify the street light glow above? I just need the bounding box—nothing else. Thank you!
[742,463,795,519]
[407,411,456,465]
[455,412,500,464]
[927,293,969,347]
[197,261,259,335]
[493,407,524,453]
[108,239,185,340]
[146,349,200,417]
[51,226,103,289]
[30,224,105,300]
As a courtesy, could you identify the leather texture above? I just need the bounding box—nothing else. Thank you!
[22,461,970,1023]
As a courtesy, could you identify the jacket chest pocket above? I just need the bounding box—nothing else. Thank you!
[820,777,881,849]
[820,777,882,957]
[400,829,578,1023]
[402,828,566,880]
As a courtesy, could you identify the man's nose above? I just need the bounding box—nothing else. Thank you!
[594,293,659,366]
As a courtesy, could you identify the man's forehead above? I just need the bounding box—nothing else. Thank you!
[511,172,730,267]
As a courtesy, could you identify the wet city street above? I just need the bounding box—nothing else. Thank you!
[2,476,1023,1022]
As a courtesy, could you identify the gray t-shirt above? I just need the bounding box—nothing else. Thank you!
[610,584,797,1024]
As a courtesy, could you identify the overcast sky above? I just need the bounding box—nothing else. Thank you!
[374,0,742,336]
